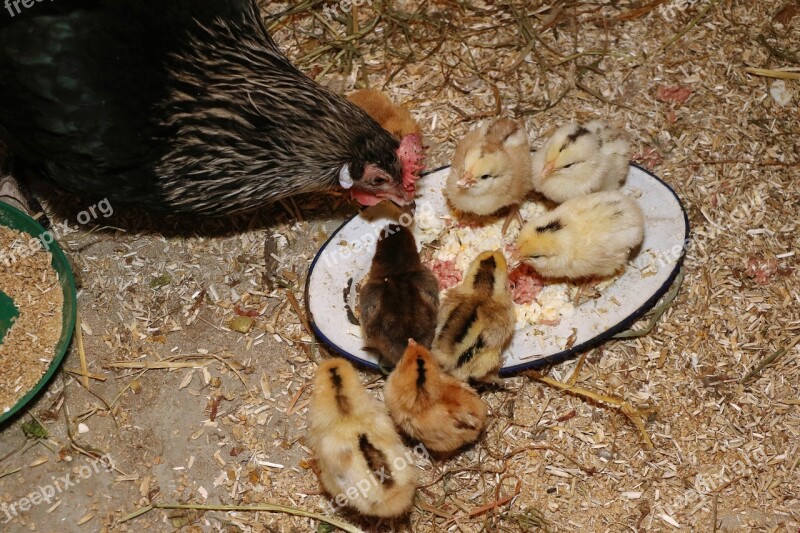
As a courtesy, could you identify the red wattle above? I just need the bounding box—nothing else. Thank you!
[351,189,383,206]
[397,133,426,197]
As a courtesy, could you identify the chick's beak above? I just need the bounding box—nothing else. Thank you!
[457,172,476,189]
[540,160,556,180]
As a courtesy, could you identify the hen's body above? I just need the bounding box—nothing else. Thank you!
[0,1,404,214]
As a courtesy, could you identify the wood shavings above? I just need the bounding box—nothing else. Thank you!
[4,2,799,532]
[0,227,63,412]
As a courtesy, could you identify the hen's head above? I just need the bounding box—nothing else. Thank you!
[340,131,425,207]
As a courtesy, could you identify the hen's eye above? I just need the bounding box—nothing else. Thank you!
[372,177,387,186]
[480,174,492,180]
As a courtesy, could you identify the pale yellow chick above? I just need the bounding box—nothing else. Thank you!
[346,89,421,140]
[446,118,532,232]
[531,121,630,203]
[432,251,515,382]
[384,339,488,456]
[516,191,644,280]
[307,359,417,518]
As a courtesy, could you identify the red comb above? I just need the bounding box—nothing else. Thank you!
[397,133,426,197]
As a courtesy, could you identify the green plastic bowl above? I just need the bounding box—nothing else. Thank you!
[0,202,77,425]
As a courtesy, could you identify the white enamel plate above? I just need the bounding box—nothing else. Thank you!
[305,164,689,375]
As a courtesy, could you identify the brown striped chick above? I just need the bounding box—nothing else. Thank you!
[346,89,422,140]
[516,191,644,280]
[531,121,630,203]
[359,224,440,366]
[384,339,488,456]
[307,359,417,518]
[446,118,532,233]
[432,251,515,382]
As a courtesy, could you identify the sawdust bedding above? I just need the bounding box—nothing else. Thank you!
[0,1,798,532]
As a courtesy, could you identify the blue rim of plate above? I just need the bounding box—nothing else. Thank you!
[0,202,77,425]
[304,162,690,376]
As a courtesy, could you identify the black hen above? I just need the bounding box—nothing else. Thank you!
[0,1,416,215]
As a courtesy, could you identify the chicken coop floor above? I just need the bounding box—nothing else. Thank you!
[1,1,798,531]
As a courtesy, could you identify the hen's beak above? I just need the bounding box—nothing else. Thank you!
[387,196,416,213]
[383,183,416,209]
[457,172,476,189]
[540,160,556,180]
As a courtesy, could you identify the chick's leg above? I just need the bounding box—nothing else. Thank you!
[501,204,523,235]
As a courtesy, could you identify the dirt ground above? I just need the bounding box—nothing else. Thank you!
[1,1,798,532]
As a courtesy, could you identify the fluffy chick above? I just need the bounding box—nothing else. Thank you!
[531,121,630,203]
[385,339,488,455]
[360,224,439,366]
[347,89,422,140]
[586,120,630,184]
[446,118,532,231]
[432,251,515,381]
[308,358,417,517]
[516,191,644,280]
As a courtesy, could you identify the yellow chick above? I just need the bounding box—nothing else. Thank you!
[531,121,630,203]
[446,118,532,233]
[307,359,417,518]
[346,89,421,140]
[586,120,630,186]
[432,251,515,382]
[384,339,488,456]
[516,191,644,280]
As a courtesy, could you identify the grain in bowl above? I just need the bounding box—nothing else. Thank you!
[0,226,64,414]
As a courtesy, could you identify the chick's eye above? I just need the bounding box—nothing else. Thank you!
[530,255,543,259]
[480,174,493,180]
[562,162,575,169]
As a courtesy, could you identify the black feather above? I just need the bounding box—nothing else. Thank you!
[358,434,394,487]
[328,367,351,415]
[457,336,484,368]
[0,0,402,214]
[453,308,478,344]
[565,126,591,145]
[472,256,496,292]
[536,220,563,233]
[415,357,427,388]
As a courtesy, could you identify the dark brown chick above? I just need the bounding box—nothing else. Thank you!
[360,224,439,366]
[384,340,488,455]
